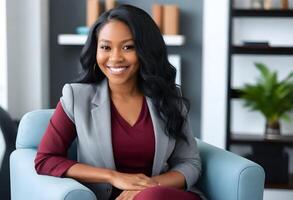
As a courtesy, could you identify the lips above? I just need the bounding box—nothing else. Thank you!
[107,65,129,75]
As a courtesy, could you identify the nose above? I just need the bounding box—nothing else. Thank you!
[109,49,124,62]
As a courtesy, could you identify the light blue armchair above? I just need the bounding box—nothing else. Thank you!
[10,110,265,200]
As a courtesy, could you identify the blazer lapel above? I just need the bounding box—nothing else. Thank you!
[146,97,170,176]
[91,79,116,170]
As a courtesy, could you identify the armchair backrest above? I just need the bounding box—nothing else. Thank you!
[16,109,54,149]
[16,109,76,160]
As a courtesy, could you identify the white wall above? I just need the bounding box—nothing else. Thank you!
[0,0,8,110]
[201,0,229,149]
[6,0,49,120]
[0,0,7,168]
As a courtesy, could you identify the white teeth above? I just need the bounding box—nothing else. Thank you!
[107,66,128,74]
[110,67,125,72]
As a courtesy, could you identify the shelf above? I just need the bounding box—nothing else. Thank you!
[265,174,293,189]
[230,133,293,146]
[232,9,293,17]
[231,46,293,55]
[58,34,185,46]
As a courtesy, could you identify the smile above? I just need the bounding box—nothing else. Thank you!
[107,66,129,75]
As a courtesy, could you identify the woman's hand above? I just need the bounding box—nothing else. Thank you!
[115,190,140,200]
[110,171,159,190]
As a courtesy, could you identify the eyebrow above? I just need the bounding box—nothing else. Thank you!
[98,38,134,43]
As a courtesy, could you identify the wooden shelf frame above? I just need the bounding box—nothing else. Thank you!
[230,133,293,146]
[58,34,186,46]
[232,46,293,55]
[232,9,293,17]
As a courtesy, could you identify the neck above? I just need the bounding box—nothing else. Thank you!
[108,81,142,99]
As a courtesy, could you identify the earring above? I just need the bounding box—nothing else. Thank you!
[93,63,97,71]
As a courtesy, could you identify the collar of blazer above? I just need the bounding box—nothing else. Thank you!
[90,79,171,176]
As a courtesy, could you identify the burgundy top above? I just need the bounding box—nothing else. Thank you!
[35,98,155,180]
[110,97,155,199]
[111,97,155,176]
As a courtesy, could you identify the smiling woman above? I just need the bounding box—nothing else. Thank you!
[96,20,140,88]
[35,4,204,200]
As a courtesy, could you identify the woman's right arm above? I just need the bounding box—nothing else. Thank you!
[34,101,78,177]
[35,102,157,190]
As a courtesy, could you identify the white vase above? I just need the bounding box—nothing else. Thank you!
[264,0,272,10]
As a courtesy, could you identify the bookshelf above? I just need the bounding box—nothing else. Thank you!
[227,0,293,190]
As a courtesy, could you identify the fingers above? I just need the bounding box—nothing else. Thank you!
[137,174,160,187]
[111,172,159,191]
[115,190,139,200]
[134,179,158,188]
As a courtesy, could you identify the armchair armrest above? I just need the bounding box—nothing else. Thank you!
[10,149,96,200]
[197,140,265,200]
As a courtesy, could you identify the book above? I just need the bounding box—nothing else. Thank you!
[163,5,179,35]
[105,0,116,11]
[86,0,100,27]
[152,4,163,32]
[281,0,289,10]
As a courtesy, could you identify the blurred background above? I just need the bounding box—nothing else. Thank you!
[1,0,293,199]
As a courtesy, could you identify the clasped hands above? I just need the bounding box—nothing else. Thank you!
[110,171,160,200]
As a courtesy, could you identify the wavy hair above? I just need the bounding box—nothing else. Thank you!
[78,4,190,142]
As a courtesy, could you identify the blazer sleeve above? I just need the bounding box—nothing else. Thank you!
[168,115,202,191]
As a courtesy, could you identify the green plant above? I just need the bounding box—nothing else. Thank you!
[239,63,293,128]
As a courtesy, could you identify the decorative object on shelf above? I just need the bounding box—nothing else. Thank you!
[163,5,179,35]
[281,0,289,10]
[239,63,293,138]
[251,0,263,9]
[76,26,89,35]
[263,0,273,10]
[152,4,163,32]
[86,0,100,27]
[242,41,270,47]
[105,0,116,11]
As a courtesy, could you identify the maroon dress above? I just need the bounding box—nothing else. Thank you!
[35,98,200,200]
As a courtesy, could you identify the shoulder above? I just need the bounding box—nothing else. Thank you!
[62,83,98,96]
[60,82,102,121]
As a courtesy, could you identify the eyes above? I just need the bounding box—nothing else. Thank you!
[98,44,135,52]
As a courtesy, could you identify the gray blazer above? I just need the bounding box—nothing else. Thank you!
[60,79,202,200]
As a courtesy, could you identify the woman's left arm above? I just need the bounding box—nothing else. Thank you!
[155,115,202,191]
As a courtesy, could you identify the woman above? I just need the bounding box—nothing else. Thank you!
[35,4,203,200]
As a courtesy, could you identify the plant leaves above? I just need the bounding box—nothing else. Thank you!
[239,62,293,121]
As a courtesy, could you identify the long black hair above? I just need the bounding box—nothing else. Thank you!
[79,4,190,142]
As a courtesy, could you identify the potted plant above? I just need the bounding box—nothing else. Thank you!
[239,63,293,137]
